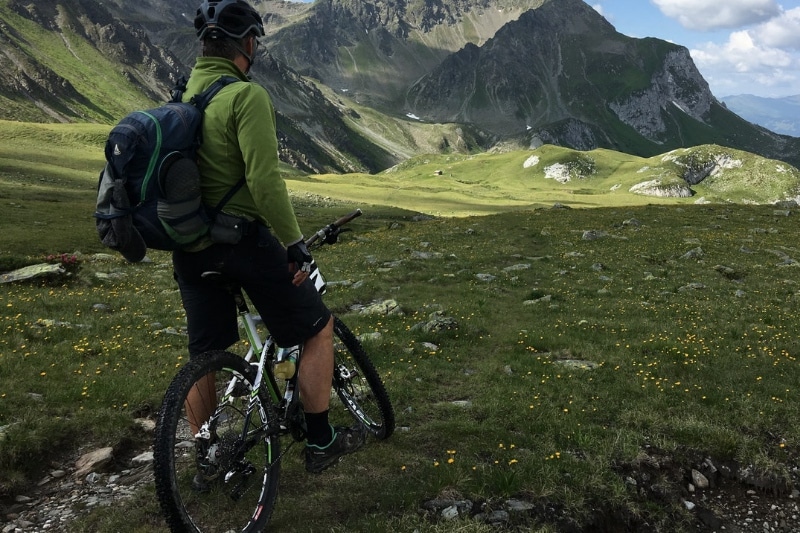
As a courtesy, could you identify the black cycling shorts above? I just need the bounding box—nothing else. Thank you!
[172,225,332,357]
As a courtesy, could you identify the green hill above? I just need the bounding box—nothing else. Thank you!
[1,119,798,246]
[287,145,800,216]
[0,1,167,123]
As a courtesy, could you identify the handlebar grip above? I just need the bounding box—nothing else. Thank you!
[332,209,362,228]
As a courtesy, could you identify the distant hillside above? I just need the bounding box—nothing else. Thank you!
[1,0,799,172]
[286,143,800,216]
[401,0,798,166]
[260,0,800,168]
[720,94,800,137]
[0,0,174,122]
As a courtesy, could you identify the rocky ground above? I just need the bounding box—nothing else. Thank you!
[1,430,798,532]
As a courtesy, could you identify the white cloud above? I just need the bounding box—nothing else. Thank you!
[693,31,793,71]
[653,0,781,31]
[752,7,800,49]
[691,30,799,96]
[591,4,605,17]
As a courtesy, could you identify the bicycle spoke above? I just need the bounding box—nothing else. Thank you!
[154,351,281,533]
[329,318,395,440]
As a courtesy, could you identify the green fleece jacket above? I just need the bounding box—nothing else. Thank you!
[183,57,302,245]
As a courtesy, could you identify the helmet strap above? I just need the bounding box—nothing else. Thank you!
[233,36,257,74]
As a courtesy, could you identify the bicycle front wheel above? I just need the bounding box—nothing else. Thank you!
[330,316,395,440]
[153,350,281,533]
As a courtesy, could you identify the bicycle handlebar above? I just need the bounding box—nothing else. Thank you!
[305,208,363,248]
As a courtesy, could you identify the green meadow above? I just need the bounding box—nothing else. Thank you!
[1,121,799,531]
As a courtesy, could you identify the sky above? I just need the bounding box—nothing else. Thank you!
[591,0,800,98]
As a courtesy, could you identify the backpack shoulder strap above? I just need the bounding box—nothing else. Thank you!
[168,75,239,108]
[177,75,247,219]
[209,176,248,219]
[169,76,189,103]
[191,76,240,112]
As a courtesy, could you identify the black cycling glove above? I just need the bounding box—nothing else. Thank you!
[287,240,313,273]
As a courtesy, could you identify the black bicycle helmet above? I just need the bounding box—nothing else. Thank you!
[194,0,265,40]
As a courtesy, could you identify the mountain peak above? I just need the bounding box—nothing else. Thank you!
[0,0,797,170]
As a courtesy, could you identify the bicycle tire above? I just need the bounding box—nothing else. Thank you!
[331,316,395,440]
[153,350,281,533]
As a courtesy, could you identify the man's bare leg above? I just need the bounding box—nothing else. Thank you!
[185,372,217,436]
[298,317,334,414]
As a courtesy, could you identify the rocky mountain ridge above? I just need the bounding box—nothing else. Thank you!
[1,0,798,171]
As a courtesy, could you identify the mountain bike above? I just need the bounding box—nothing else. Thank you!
[152,209,395,532]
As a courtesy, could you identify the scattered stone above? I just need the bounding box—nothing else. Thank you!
[713,264,739,279]
[89,253,117,262]
[156,327,183,336]
[681,247,705,260]
[131,452,153,465]
[441,505,459,519]
[74,447,114,478]
[506,499,535,512]
[411,250,443,260]
[94,271,128,280]
[134,418,156,432]
[503,263,531,272]
[413,313,458,334]
[582,230,609,240]
[552,359,599,370]
[692,469,710,489]
[485,510,510,523]
[523,294,552,305]
[0,263,65,284]
[352,299,402,316]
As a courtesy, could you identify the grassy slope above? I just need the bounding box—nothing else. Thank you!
[1,125,800,531]
[0,121,797,262]
[287,145,800,217]
[0,2,157,123]
[0,121,110,259]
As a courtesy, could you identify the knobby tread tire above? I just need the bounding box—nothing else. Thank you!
[153,350,280,533]
[333,316,395,440]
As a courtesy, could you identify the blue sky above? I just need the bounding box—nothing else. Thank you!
[591,0,800,98]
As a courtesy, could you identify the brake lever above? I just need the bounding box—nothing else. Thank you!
[325,227,353,245]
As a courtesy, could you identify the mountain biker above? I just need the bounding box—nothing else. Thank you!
[174,0,364,479]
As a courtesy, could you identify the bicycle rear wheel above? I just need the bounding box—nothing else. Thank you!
[330,316,395,440]
[153,350,281,533]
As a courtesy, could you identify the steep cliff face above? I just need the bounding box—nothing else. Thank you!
[12,0,182,92]
[263,0,545,101]
[401,0,795,164]
[0,0,182,122]
[1,0,797,170]
[609,49,715,140]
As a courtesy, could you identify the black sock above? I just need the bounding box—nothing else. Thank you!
[305,410,333,447]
